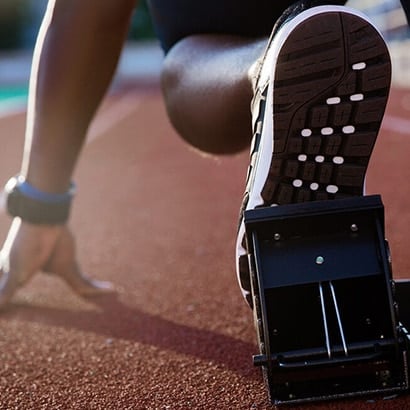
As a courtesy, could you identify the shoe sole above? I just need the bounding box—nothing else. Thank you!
[237,6,391,303]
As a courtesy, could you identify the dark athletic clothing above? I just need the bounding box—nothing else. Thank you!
[147,0,299,52]
[147,0,410,53]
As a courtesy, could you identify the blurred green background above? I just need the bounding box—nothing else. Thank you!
[0,0,155,50]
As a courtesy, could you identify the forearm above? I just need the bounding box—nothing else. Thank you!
[21,0,137,193]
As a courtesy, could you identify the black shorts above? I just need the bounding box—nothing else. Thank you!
[146,0,317,53]
[148,0,410,53]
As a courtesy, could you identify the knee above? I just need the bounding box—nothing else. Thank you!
[161,49,209,150]
[161,44,251,155]
[160,49,183,109]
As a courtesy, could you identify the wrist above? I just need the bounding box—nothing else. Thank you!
[17,176,75,202]
[4,175,75,225]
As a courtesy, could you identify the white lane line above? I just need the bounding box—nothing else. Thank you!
[86,93,142,143]
[0,98,27,119]
[0,92,143,213]
[382,114,410,135]
[0,92,142,141]
[1,96,408,143]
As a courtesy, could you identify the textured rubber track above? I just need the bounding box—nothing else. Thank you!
[261,12,391,204]
[237,10,391,303]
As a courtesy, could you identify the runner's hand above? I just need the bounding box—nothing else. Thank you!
[0,219,113,309]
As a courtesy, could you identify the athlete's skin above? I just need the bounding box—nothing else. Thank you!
[0,0,266,306]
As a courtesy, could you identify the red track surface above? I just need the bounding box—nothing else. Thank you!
[0,84,409,409]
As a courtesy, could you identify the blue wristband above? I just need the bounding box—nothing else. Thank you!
[15,176,75,203]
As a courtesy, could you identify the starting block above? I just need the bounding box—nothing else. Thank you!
[244,195,409,405]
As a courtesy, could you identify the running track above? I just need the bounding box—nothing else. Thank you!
[0,82,408,409]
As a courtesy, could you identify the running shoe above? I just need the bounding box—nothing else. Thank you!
[236,5,391,305]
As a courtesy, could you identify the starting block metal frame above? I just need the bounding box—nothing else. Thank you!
[244,195,409,405]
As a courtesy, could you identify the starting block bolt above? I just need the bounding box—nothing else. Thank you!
[350,224,359,232]
[316,256,325,265]
[274,233,281,241]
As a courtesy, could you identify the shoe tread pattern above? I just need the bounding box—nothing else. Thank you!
[261,12,391,205]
